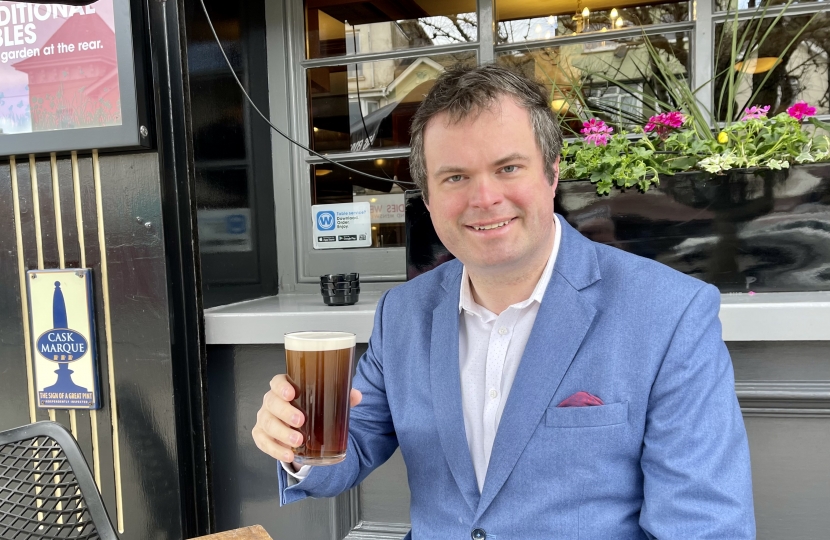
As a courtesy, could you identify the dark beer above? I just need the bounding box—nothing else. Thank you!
[285,332,356,465]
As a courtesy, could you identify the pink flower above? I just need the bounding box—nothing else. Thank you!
[581,118,613,146]
[787,101,816,121]
[644,111,685,138]
[741,105,770,121]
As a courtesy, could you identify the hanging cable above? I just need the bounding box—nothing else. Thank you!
[347,20,394,181]
[347,21,372,148]
[197,0,414,185]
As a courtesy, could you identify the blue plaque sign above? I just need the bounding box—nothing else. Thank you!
[27,268,100,409]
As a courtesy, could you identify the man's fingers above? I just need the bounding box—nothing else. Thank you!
[263,389,305,427]
[258,408,304,447]
[252,425,295,463]
[269,374,296,401]
[350,388,362,407]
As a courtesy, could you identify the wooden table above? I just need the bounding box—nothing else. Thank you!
[189,525,273,539]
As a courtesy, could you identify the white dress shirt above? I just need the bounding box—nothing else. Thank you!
[285,216,562,490]
[458,214,561,492]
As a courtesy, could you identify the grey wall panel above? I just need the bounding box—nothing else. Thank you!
[745,415,830,540]
[358,450,410,525]
[728,341,830,381]
[208,344,365,540]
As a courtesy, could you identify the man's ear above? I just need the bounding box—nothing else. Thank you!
[422,190,430,212]
[551,156,560,196]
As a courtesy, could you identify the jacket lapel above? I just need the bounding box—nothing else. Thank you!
[430,264,481,514]
[475,218,600,519]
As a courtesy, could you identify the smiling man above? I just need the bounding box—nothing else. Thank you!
[253,64,755,539]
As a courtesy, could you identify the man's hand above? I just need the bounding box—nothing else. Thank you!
[252,374,363,464]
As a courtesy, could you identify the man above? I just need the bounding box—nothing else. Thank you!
[252,65,755,538]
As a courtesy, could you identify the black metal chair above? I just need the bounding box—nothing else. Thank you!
[0,421,118,539]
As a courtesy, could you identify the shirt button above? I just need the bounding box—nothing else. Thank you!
[471,528,486,540]
[498,327,508,335]
[489,389,498,399]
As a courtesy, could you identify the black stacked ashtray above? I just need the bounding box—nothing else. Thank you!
[320,273,360,306]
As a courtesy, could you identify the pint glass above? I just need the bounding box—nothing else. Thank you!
[284,331,356,465]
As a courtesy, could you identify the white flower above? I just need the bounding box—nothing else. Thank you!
[795,141,815,164]
[699,152,737,174]
[766,159,790,170]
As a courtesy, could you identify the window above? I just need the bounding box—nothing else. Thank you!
[304,0,477,58]
[497,31,691,134]
[496,0,689,44]
[307,52,476,154]
[276,0,830,286]
[714,12,830,120]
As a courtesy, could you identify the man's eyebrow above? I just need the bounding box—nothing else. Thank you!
[492,153,530,167]
[433,165,467,176]
[432,153,531,176]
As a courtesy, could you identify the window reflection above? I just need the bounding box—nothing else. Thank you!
[305,0,477,59]
[497,32,691,134]
[715,14,830,121]
[312,158,412,248]
[496,0,689,45]
[308,52,476,153]
[186,0,277,306]
[717,0,826,11]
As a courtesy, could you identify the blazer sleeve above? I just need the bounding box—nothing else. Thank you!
[639,284,756,539]
[279,290,400,506]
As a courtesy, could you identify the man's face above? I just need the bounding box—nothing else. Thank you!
[423,95,559,279]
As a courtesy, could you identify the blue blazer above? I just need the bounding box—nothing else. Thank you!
[279,216,755,539]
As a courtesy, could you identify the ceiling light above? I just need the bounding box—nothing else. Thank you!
[734,57,779,74]
[551,99,570,114]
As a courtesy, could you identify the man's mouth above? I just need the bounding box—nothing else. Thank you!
[469,218,513,231]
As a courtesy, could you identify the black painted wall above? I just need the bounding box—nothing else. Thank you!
[0,0,212,537]
[0,153,189,538]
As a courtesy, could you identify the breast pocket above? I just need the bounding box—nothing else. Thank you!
[545,402,628,428]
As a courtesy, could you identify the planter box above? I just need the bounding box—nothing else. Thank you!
[405,163,830,292]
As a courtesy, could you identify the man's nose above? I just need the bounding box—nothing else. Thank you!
[468,176,503,209]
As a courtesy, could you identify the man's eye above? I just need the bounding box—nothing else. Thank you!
[446,175,463,183]
[502,165,518,173]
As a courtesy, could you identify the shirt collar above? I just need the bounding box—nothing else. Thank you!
[459,214,562,317]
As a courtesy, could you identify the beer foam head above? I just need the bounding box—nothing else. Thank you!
[284,331,356,351]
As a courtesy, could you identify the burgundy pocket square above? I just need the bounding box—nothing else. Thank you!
[557,391,604,407]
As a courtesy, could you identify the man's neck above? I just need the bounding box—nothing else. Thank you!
[467,233,555,315]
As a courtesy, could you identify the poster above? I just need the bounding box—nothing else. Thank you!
[27,268,100,409]
[312,202,372,249]
[0,0,121,135]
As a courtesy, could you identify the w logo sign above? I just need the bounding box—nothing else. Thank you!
[316,211,336,231]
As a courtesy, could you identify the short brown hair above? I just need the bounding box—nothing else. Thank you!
[409,64,562,201]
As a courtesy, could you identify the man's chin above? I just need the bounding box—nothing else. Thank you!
[459,252,523,274]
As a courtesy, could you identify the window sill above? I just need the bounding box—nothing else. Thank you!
[204,291,830,345]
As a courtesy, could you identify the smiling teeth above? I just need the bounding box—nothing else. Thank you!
[474,220,510,230]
